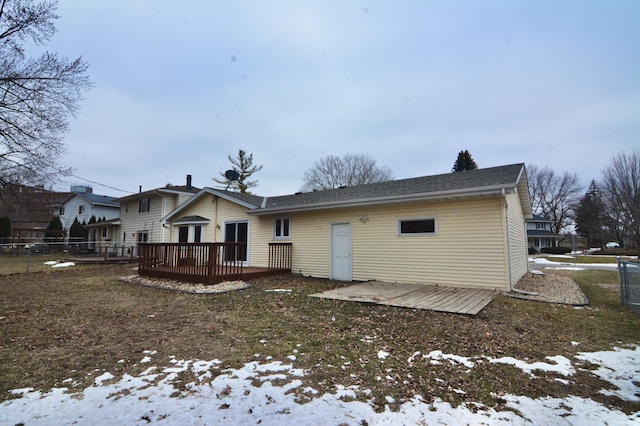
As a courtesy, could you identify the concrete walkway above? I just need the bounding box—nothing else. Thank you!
[310,281,497,315]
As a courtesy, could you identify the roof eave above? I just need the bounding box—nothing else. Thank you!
[249,184,516,216]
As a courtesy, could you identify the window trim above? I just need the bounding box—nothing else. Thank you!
[397,217,437,236]
[78,205,85,214]
[273,217,290,240]
[138,198,150,213]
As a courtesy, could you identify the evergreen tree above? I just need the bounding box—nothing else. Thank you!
[0,215,10,243]
[69,218,86,240]
[213,149,263,193]
[45,215,63,242]
[573,180,606,248]
[452,150,478,172]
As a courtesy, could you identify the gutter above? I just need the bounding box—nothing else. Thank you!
[249,185,516,216]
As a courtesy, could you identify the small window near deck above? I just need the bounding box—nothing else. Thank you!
[398,218,436,235]
[194,225,202,243]
[274,218,290,239]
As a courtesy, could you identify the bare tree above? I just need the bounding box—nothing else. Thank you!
[213,149,262,194]
[527,164,582,234]
[302,153,394,191]
[601,149,640,253]
[0,0,91,192]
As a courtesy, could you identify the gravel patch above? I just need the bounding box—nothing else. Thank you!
[119,275,251,294]
[504,269,589,305]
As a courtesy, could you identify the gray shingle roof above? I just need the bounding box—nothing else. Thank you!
[258,163,526,213]
[161,163,530,222]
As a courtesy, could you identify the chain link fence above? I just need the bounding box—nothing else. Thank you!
[618,258,640,314]
[0,241,137,273]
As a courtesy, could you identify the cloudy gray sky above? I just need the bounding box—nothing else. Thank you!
[46,0,639,197]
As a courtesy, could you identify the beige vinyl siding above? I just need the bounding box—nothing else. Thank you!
[164,196,272,266]
[506,190,528,286]
[289,197,510,290]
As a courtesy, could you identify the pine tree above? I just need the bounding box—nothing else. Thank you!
[0,215,10,243]
[45,216,63,242]
[574,180,606,248]
[69,218,86,240]
[452,150,478,172]
[213,149,263,193]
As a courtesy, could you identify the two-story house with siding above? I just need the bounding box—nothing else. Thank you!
[113,175,200,254]
[57,186,119,242]
[526,214,562,252]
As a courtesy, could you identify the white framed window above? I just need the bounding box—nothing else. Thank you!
[139,198,150,213]
[78,205,85,214]
[59,207,65,216]
[273,218,290,240]
[102,227,108,238]
[535,222,546,230]
[398,218,437,236]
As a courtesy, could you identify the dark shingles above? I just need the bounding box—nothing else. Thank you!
[262,163,525,209]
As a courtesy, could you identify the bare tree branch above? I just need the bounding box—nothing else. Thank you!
[302,153,394,191]
[0,0,91,189]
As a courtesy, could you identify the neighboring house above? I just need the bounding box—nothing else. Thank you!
[526,215,562,252]
[160,164,532,291]
[56,185,119,242]
[114,175,200,253]
[0,184,69,232]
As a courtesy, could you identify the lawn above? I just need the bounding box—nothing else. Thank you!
[1,262,639,421]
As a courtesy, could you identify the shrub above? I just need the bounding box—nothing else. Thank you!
[528,247,538,255]
[540,246,572,254]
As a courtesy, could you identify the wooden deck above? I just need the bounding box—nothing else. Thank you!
[310,281,497,315]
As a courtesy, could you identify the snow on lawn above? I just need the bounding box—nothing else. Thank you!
[1,347,639,425]
[44,261,76,268]
[529,257,618,270]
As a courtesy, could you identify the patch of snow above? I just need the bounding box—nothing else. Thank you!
[2,348,639,425]
[93,372,114,386]
[51,262,75,268]
[265,289,292,293]
[377,350,390,360]
[490,355,574,377]
[139,356,152,364]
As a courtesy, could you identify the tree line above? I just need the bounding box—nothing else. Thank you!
[528,149,640,252]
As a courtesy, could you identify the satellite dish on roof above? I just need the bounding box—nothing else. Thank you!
[225,170,240,181]
[224,169,240,190]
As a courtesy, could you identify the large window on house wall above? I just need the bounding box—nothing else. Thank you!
[273,218,290,240]
[59,207,65,216]
[194,225,202,243]
[78,205,84,214]
[139,198,150,213]
[398,218,437,236]
[102,227,108,238]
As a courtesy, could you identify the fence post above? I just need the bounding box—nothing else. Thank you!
[618,257,629,308]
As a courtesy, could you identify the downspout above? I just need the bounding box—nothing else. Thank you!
[503,188,514,291]
[214,195,218,242]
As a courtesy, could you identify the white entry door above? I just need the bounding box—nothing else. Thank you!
[331,223,352,281]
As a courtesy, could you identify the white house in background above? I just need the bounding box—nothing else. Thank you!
[56,185,119,241]
[526,214,562,252]
[113,175,200,253]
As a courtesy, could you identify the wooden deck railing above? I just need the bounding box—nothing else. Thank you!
[268,242,292,271]
[138,242,245,284]
[138,242,292,285]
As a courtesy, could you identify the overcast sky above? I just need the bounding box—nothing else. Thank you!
[44,0,639,197]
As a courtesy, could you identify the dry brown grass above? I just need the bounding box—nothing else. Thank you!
[1,264,639,414]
